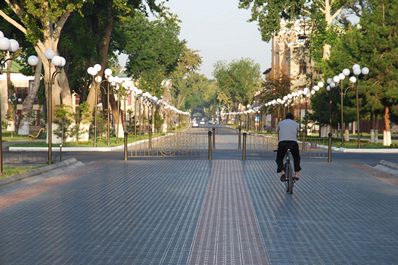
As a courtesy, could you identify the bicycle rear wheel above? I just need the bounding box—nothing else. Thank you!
[285,158,294,194]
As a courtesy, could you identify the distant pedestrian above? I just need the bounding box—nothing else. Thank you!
[276,112,301,181]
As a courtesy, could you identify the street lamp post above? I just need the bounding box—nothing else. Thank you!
[122,81,134,133]
[0,33,19,174]
[328,69,349,147]
[326,85,333,162]
[104,69,113,146]
[328,65,368,148]
[328,76,344,146]
[29,49,65,164]
[134,93,138,135]
[352,64,369,148]
[136,89,142,135]
[115,84,121,144]
[87,64,102,147]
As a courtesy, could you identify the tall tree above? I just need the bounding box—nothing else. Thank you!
[0,0,87,121]
[239,0,359,63]
[170,45,202,109]
[213,58,262,112]
[316,0,398,145]
[60,0,164,138]
[118,10,183,96]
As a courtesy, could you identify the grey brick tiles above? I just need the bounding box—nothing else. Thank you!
[0,159,397,264]
[188,161,270,265]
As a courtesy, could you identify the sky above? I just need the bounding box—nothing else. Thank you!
[165,0,272,78]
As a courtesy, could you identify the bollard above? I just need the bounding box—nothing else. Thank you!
[242,132,247,160]
[124,132,128,161]
[59,144,62,162]
[238,127,242,150]
[208,131,212,160]
[212,127,216,149]
[328,132,332,163]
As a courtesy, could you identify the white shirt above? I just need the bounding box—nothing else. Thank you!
[278,119,299,142]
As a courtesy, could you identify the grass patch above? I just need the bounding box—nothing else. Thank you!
[0,165,44,179]
[8,133,167,148]
[2,131,33,142]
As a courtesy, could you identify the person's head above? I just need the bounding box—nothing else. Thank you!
[285,112,294,120]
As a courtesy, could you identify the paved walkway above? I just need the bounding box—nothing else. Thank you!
[1,156,397,264]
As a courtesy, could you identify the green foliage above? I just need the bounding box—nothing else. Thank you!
[260,74,291,103]
[213,58,262,111]
[239,0,306,41]
[170,45,203,109]
[53,104,74,142]
[2,0,87,44]
[119,11,184,96]
[75,101,92,124]
[154,108,163,132]
[323,0,398,125]
[180,73,217,115]
[53,102,92,143]
[239,0,347,41]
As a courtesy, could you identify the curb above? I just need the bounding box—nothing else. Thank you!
[372,160,398,177]
[311,144,398,154]
[336,148,398,153]
[0,158,82,187]
[379,160,398,170]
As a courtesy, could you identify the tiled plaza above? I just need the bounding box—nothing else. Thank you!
[1,157,397,264]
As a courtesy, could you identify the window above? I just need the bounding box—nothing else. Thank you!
[15,87,28,101]
[299,60,307,75]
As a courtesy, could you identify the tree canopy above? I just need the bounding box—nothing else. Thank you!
[213,58,262,111]
[118,11,183,95]
[319,0,398,125]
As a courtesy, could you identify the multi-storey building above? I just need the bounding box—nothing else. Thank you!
[270,19,312,90]
[264,19,314,131]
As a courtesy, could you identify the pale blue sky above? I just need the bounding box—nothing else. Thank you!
[166,0,271,78]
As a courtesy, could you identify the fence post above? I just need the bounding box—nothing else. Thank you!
[208,130,212,160]
[212,127,215,149]
[328,132,332,163]
[242,132,247,160]
[238,126,242,150]
[59,144,62,162]
[124,132,128,161]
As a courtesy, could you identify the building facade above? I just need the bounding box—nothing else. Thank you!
[270,19,312,90]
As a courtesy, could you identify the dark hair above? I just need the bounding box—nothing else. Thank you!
[286,112,294,120]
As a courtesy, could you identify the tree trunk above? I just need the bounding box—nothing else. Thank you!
[18,60,43,135]
[84,0,115,140]
[383,106,391,146]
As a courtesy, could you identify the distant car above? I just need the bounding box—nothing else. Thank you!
[192,122,199,127]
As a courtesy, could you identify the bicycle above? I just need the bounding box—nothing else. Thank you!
[283,148,295,194]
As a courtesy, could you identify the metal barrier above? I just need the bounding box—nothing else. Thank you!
[127,132,209,158]
[238,127,242,150]
[208,131,212,160]
[242,133,247,160]
[245,134,278,152]
[298,136,329,159]
[125,129,331,160]
[243,133,329,159]
[212,127,215,149]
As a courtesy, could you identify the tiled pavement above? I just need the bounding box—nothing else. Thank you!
[0,159,397,265]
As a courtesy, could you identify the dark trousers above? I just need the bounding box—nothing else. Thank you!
[276,141,301,173]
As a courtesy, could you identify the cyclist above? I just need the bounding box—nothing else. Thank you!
[276,112,301,181]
